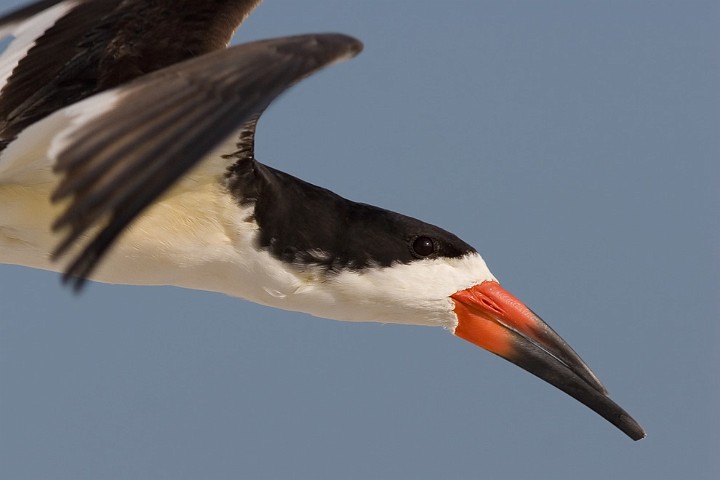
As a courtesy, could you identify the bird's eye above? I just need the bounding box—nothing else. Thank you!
[411,236,436,257]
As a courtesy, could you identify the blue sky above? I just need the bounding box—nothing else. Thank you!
[1,1,718,479]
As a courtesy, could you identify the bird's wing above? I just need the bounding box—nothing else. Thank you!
[38,33,362,288]
[0,0,261,149]
[0,0,82,108]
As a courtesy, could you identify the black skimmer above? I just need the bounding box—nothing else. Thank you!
[0,0,645,440]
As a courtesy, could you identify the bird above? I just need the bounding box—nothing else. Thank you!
[0,0,645,440]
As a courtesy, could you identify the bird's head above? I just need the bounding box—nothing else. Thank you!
[261,194,644,440]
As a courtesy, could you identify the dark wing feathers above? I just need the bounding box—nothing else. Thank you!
[0,0,121,139]
[51,34,363,287]
[1,0,262,149]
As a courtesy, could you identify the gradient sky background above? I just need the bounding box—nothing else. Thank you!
[1,1,718,479]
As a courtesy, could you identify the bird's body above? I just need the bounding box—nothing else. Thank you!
[0,116,494,328]
[0,0,645,440]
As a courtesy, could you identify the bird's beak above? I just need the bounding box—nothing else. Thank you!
[451,280,645,440]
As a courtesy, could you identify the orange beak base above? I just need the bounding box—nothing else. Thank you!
[451,281,645,441]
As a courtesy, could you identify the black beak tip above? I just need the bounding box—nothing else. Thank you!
[507,333,646,441]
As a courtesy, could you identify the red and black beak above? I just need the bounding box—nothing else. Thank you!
[452,280,645,440]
